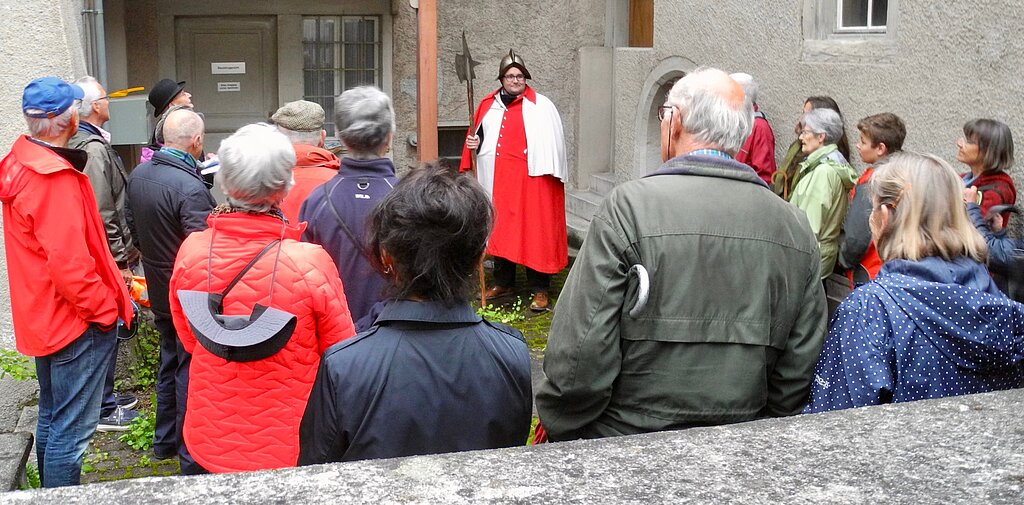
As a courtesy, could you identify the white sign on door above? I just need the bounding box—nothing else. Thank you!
[217,82,241,92]
[212,62,246,75]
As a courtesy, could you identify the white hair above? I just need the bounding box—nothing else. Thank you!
[667,67,754,155]
[729,72,758,105]
[335,86,395,158]
[75,76,103,119]
[276,126,322,147]
[216,123,296,213]
[802,108,845,145]
[25,106,76,139]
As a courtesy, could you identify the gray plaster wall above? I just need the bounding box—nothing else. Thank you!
[0,0,88,152]
[611,1,1024,188]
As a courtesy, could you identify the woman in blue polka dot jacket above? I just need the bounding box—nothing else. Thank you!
[805,152,1024,413]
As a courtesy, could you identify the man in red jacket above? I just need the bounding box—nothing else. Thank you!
[731,73,777,185]
[0,77,132,487]
[272,100,340,224]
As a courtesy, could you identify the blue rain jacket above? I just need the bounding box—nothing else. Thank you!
[805,256,1024,413]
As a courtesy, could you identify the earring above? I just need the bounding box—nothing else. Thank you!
[383,264,393,275]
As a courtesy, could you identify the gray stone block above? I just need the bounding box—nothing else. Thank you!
[0,432,32,492]
[5,389,1024,503]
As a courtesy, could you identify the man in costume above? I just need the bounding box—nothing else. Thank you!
[536,68,826,440]
[461,50,567,311]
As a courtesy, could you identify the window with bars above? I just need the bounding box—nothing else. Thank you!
[302,16,382,137]
[837,0,888,32]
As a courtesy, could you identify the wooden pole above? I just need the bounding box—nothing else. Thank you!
[416,0,438,162]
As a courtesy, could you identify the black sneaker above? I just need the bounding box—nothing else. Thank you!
[115,393,138,410]
[97,406,141,432]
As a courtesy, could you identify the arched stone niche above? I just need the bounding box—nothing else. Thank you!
[632,56,698,179]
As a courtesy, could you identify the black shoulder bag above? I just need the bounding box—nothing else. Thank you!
[176,238,297,362]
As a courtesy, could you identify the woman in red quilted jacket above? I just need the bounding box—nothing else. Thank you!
[169,123,356,473]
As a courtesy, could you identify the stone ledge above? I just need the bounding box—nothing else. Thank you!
[6,389,1024,503]
[0,432,32,492]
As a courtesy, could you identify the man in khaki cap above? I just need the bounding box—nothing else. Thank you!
[273,99,340,223]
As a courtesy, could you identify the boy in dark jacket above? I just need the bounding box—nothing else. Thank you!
[837,113,906,288]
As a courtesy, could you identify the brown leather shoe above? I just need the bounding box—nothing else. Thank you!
[529,291,550,312]
[484,286,515,300]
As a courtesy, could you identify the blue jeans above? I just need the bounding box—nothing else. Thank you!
[152,315,201,474]
[35,325,116,487]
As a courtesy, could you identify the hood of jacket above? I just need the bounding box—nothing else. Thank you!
[293,144,341,171]
[0,136,88,203]
[876,256,1024,374]
[798,144,857,189]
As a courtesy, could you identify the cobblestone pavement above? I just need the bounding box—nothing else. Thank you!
[79,261,569,485]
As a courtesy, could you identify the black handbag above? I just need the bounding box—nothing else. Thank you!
[176,238,297,362]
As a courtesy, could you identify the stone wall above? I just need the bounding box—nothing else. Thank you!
[7,389,1024,503]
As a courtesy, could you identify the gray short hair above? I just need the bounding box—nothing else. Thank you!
[75,76,103,119]
[25,106,76,139]
[216,123,296,213]
[802,108,845,145]
[335,86,395,157]
[666,67,754,155]
[162,109,204,147]
[729,72,758,104]
[276,126,322,147]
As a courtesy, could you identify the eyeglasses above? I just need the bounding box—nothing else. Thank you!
[798,128,817,137]
[658,105,675,121]
[502,74,526,82]
[95,96,109,102]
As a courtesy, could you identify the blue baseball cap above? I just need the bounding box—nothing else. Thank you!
[22,77,85,118]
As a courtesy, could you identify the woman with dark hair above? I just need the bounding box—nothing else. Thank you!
[958,118,1016,220]
[805,152,1024,413]
[298,164,532,464]
[168,123,355,473]
[773,95,851,199]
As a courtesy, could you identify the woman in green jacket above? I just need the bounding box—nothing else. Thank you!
[790,108,858,280]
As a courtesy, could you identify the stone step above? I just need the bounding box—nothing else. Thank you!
[566,212,590,251]
[565,190,604,221]
[588,172,619,196]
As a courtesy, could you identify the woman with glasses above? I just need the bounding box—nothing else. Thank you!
[805,152,1024,413]
[788,108,858,281]
[773,96,852,200]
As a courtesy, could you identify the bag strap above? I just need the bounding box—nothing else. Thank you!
[320,179,374,263]
[215,239,281,300]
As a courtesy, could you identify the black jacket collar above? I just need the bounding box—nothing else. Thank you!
[376,300,482,325]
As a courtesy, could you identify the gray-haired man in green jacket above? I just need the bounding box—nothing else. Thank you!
[536,68,828,441]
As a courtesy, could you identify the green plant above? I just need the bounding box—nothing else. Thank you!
[126,319,160,389]
[119,410,156,451]
[526,416,539,445]
[81,448,109,474]
[477,297,526,324]
[21,463,40,489]
[0,348,36,381]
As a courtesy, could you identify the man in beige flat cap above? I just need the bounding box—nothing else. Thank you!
[273,100,340,223]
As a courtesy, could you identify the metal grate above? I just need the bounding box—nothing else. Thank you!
[302,16,382,137]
